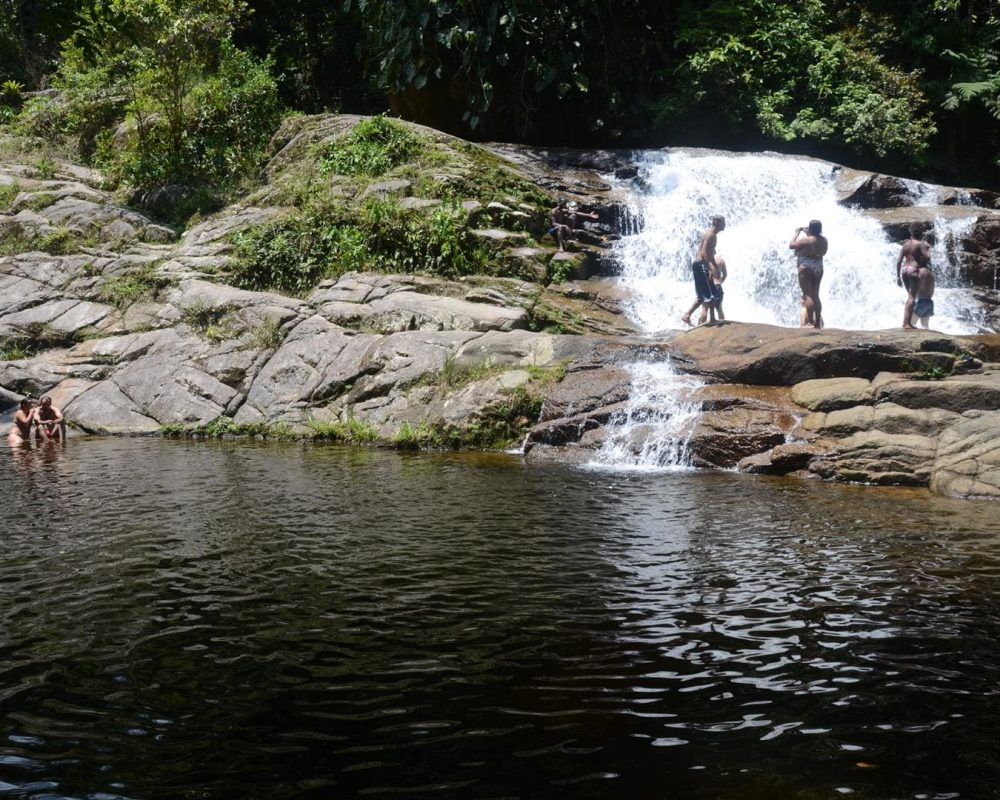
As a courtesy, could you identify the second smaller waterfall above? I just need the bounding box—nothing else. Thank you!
[586,359,703,471]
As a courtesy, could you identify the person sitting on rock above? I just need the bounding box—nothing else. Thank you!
[910,263,936,329]
[33,395,65,441]
[549,199,599,252]
[8,398,35,444]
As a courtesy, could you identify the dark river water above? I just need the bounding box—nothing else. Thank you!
[3,438,1000,800]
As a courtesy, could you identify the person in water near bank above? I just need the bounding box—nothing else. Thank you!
[8,398,34,444]
[682,215,725,326]
[909,263,936,329]
[789,220,827,329]
[895,226,932,329]
[549,199,600,252]
[33,395,65,441]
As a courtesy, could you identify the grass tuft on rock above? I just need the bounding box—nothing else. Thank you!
[99,265,169,309]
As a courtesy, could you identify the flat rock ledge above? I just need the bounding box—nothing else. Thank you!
[526,322,1000,501]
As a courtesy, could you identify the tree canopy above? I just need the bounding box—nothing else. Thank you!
[3,0,1000,189]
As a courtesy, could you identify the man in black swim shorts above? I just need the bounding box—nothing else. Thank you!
[682,215,725,326]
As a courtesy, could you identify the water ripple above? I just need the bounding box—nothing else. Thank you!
[3,441,1000,798]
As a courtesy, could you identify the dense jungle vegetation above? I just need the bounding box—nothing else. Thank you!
[1,0,999,211]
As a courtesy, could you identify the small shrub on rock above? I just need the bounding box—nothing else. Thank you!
[321,115,422,177]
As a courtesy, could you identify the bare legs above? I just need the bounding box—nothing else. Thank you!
[798,267,822,329]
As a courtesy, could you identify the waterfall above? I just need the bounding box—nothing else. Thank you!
[613,150,985,334]
[583,149,989,472]
[585,359,703,471]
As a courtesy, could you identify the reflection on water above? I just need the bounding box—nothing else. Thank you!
[2,438,1000,799]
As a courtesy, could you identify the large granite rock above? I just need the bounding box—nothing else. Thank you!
[668,322,1000,385]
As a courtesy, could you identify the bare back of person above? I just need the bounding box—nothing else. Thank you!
[900,237,933,329]
[898,237,930,290]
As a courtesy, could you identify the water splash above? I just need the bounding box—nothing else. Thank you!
[614,150,983,333]
[585,359,703,472]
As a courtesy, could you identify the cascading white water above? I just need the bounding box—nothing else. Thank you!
[585,149,988,472]
[585,359,703,471]
[614,150,984,334]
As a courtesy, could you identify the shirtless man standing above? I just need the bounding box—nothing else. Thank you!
[682,215,725,326]
[33,395,65,441]
[789,220,828,328]
[8,398,34,444]
[895,227,932,329]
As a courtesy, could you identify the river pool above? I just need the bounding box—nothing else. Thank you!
[2,437,1000,799]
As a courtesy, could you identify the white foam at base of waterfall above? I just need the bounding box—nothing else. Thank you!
[584,360,703,472]
[613,151,984,334]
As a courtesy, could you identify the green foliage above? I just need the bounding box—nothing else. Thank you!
[181,301,229,333]
[664,0,937,160]
[14,0,282,218]
[0,226,91,256]
[391,420,441,450]
[0,181,18,211]
[548,257,573,284]
[321,115,422,176]
[525,360,570,385]
[434,355,504,389]
[0,337,32,361]
[942,46,1000,121]
[250,318,284,350]
[391,385,542,450]
[351,0,672,140]
[32,155,56,179]
[1,79,23,103]
[229,199,490,295]
[99,264,169,308]
[161,415,291,438]
[306,417,380,444]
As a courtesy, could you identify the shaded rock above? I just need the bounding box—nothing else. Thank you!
[739,443,827,475]
[537,363,632,424]
[836,169,918,208]
[687,406,789,468]
[685,386,800,468]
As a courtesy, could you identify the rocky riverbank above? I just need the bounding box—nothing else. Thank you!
[3,114,1000,499]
